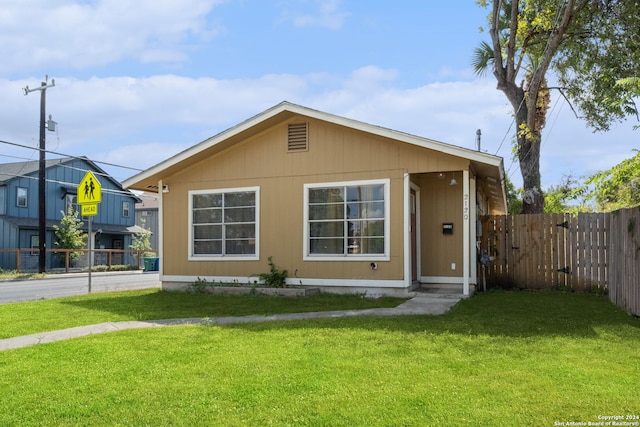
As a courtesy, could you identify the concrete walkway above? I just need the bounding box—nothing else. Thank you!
[0,293,462,352]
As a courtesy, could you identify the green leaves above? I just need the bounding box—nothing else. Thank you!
[585,150,640,212]
[52,208,87,261]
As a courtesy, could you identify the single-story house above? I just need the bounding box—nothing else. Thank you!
[123,102,507,297]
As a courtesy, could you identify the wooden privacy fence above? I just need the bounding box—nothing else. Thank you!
[480,207,640,316]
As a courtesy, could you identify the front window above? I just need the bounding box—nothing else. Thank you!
[305,179,389,259]
[189,187,259,259]
[17,187,27,207]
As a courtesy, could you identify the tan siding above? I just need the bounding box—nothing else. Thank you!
[161,117,471,282]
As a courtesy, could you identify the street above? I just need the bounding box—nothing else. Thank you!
[0,271,161,304]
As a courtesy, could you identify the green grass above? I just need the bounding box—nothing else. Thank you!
[0,289,405,339]
[1,291,639,426]
[0,270,46,281]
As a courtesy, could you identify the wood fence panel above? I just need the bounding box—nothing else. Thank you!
[575,214,586,289]
[608,208,640,316]
[596,212,608,289]
[512,214,529,288]
[555,213,567,287]
[480,209,638,316]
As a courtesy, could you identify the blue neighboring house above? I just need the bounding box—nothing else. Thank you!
[0,156,143,271]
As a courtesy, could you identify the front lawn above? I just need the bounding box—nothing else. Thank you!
[0,289,405,339]
[0,291,639,426]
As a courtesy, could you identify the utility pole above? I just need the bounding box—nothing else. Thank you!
[23,76,55,273]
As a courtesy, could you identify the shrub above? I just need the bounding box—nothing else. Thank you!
[258,257,288,288]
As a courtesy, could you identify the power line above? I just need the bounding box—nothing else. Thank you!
[0,170,137,197]
[0,138,144,173]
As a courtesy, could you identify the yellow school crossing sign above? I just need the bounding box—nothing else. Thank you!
[77,170,102,216]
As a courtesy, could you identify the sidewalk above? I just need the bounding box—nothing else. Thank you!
[0,293,462,352]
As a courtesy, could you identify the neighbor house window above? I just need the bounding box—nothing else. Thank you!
[17,187,27,208]
[304,179,389,260]
[65,194,78,214]
[30,235,39,256]
[189,187,259,260]
[122,201,130,218]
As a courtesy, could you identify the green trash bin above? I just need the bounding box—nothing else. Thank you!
[143,257,155,271]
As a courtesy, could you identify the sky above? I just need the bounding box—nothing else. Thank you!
[0,0,637,190]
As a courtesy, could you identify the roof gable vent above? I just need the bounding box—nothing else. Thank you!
[288,122,308,151]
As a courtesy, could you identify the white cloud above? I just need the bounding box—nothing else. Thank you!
[2,71,637,189]
[0,0,224,72]
[284,0,349,30]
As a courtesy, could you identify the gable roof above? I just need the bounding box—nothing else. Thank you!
[123,101,506,210]
[0,156,140,202]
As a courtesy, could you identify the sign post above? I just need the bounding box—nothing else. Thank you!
[77,171,102,292]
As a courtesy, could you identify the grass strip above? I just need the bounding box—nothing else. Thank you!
[0,289,405,338]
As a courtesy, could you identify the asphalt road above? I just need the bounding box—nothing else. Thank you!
[0,271,161,304]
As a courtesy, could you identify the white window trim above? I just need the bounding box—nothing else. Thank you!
[188,186,260,261]
[122,201,131,218]
[303,178,390,261]
[17,187,28,208]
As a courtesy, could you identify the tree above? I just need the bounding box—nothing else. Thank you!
[130,217,154,261]
[543,174,589,213]
[473,0,640,213]
[584,150,640,211]
[505,176,523,214]
[52,208,87,263]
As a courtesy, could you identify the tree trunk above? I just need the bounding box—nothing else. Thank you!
[518,134,543,214]
[497,82,544,214]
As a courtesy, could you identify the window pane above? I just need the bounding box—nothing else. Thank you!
[194,224,221,239]
[309,204,343,220]
[224,207,255,223]
[225,192,255,207]
[360,237,385,254]
[193,208,222,224]
[310,221,344,237]
[310,238,344,254]
[347,184,384,202]
[225,223,255,239]
[193,240,222,255]
[193,194,222,209]
[348,220,384,238]
[225,240,255,255]
[347,201,385,219]
[309,188,344,204]
[17,187,27,207]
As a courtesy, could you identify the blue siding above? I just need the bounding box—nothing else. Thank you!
[1,158,138,227]
[0,158,141,270]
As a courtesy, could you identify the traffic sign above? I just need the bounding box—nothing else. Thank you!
[81,203,98,216]
[77,171,102,205]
